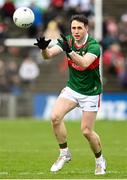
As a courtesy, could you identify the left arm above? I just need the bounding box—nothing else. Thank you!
[68,51,97,69]
[58,34,98,69]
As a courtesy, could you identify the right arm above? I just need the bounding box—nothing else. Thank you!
[34,37,63,61]
[41,45,63,60]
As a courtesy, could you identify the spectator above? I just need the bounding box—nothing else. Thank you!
[102,16,119,51]
[66,0,94,18]
[118,13,127,44]
[0,59,9,92]
[19,56,40,87]
[79,0,94,17]
[6,60,21,94]
[51,0,65,10]
[0,0,15,21]
[103,42,125,80]
[43,20,61,39]
[0,22,9,40]
[120,61,127,89]
[28,2,44,37]
[43,3,65,30]
[55,15,67,34]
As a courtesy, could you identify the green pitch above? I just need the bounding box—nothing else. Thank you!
[0,119,127,179]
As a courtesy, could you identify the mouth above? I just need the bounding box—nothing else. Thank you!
[74,35,80,38]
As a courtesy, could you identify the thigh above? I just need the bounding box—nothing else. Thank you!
[52,96,77,120]
[81,111,97,131]
[79,94,101,112]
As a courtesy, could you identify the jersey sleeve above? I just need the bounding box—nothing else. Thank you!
[57,39,63,49]
[87,43,101,57]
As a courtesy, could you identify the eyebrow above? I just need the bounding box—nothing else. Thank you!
[71,26,83,29]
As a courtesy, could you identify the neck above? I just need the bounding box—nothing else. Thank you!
[75,34,88,46]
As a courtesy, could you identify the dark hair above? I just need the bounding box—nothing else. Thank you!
[70,14,88,26]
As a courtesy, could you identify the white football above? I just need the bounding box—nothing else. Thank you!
[13,7,35,28]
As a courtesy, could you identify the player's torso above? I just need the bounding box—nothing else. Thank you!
[66,35,102,95]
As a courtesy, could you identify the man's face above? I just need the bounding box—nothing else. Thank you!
[71,20,88,41]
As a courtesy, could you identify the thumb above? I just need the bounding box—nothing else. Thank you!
[57,39,62,45]
[47,39,51,44]
[34,43,38,46]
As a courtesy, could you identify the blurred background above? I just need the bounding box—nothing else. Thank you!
[0,0,127,120]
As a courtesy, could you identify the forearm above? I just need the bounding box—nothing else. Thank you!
[41,49,51,60]
[69,51,96,68]
[41,45,62,60]
[69,51,86,68]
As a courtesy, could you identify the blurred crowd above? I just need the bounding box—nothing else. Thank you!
[0,0,127,93]
[0,0,95,93]
[0,46,40,94]
[0,0,95,38]
[102,13,127,89]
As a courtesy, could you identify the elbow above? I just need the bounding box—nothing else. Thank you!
[81,63,89,69]
[80,58,89,69]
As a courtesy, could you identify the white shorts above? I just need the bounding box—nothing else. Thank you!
[59,87,101,112]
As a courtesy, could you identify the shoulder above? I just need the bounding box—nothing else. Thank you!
[86,35,101,56]
[87,35,100,47]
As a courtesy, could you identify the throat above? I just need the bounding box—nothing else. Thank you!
[76,41,83,46]
[76,38,85,46]
[75,34,88,46]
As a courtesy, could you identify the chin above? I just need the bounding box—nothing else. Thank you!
[75,37,80,41]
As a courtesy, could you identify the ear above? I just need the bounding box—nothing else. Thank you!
[85,25,88,32]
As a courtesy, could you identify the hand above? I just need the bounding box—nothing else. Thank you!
[34,37,51,50]
[57,34,72,54]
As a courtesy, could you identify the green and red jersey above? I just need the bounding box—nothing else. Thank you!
[57,34,102,95]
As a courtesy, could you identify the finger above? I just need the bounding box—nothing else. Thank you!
[34,43,38,46]
[47,39,51,44]
[60,34,67,41]
[37,38,40,42]
[36,37,44,42]
[40,37,45,41]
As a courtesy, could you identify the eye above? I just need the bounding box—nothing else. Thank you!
[77,27,82,30]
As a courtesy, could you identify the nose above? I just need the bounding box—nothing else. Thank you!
[75,28,79,33]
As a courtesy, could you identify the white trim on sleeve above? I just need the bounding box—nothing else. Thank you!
[86,52,97,58]
[54,44,63,52]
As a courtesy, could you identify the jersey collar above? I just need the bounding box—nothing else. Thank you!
[83,33,88,45]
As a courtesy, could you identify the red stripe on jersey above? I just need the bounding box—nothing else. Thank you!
[67,57,99,71]
[86,57,99,70]
[98,94,101,108]
[68,59,86,71]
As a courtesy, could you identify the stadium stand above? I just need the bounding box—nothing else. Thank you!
[0,0,127,95]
